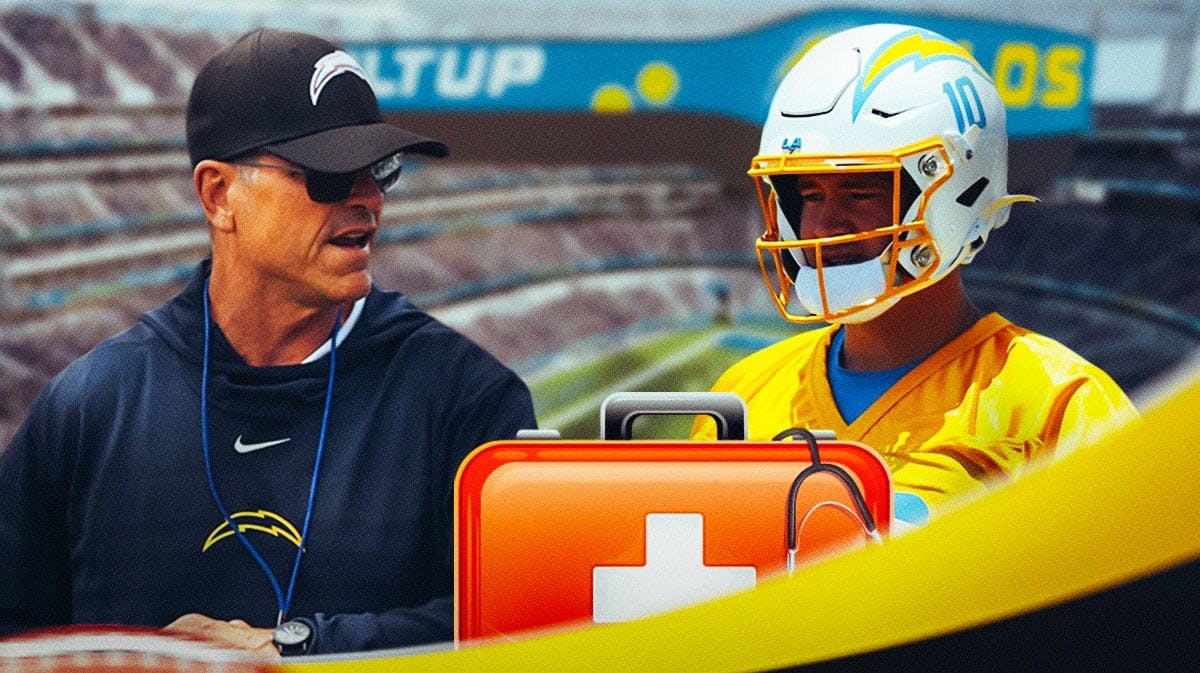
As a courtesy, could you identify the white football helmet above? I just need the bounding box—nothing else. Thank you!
[752,23,1035,323]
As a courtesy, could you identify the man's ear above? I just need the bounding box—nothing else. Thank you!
[194,160,237,233]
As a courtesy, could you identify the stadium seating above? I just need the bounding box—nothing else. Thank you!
[145,26,223,72]
[79,13,187,99]
[969,130,1200,393]
[1,9,115,98]
[1,5,1198,449]
[429,266,771,370]
[0,40,22,91]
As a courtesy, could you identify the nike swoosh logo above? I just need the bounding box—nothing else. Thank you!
[234,436,292,454]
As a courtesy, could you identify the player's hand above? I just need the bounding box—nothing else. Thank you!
[162,613,281,661]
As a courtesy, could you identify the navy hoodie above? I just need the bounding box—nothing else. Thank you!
[0,262,537,653]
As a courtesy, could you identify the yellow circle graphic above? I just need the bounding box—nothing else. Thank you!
[636,62,679,106]
[591,84,634,113]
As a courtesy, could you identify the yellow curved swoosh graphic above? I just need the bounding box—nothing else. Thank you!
[283,370,1198,671]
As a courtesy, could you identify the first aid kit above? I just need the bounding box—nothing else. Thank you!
[454,392,893,641]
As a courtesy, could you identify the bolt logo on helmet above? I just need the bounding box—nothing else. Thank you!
[753,23,1036,324]
[852,29,989,122]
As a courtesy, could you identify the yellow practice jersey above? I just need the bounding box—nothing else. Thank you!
[691,313,1138,515]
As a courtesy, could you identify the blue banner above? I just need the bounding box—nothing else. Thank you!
[348,9,1092,137]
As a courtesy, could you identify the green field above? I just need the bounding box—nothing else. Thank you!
[527,324,798,440]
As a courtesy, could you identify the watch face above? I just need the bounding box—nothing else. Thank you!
[273,620,311,647]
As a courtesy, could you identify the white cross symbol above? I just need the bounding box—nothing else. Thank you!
[592,513,757,623]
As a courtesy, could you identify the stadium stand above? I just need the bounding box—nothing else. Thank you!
[78,7,189,100]
[1,4,1198,449]
[1,8,115,99]
[0,126,758,446]
[969,120,1200,394]
[431,267,772,370]
[0,38,21,90]
[144,25,224,72]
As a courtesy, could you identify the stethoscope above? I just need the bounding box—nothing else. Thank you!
[775,428,883,575]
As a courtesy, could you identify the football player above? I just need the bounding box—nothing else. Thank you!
[692,24,1137,523]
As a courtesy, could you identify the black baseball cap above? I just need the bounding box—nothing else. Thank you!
[186,28,447,172]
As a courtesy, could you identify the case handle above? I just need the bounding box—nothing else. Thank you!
[600,391,747,440]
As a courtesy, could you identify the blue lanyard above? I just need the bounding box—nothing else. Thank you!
[200,282,338,626]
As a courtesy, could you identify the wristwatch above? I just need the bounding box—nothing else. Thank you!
[272,619,314,656]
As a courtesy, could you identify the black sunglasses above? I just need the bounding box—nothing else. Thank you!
[232,153,404,203]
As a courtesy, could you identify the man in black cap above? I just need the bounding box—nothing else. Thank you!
[0,29,536,657]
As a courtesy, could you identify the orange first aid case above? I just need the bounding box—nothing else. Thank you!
[454,392,893,642]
